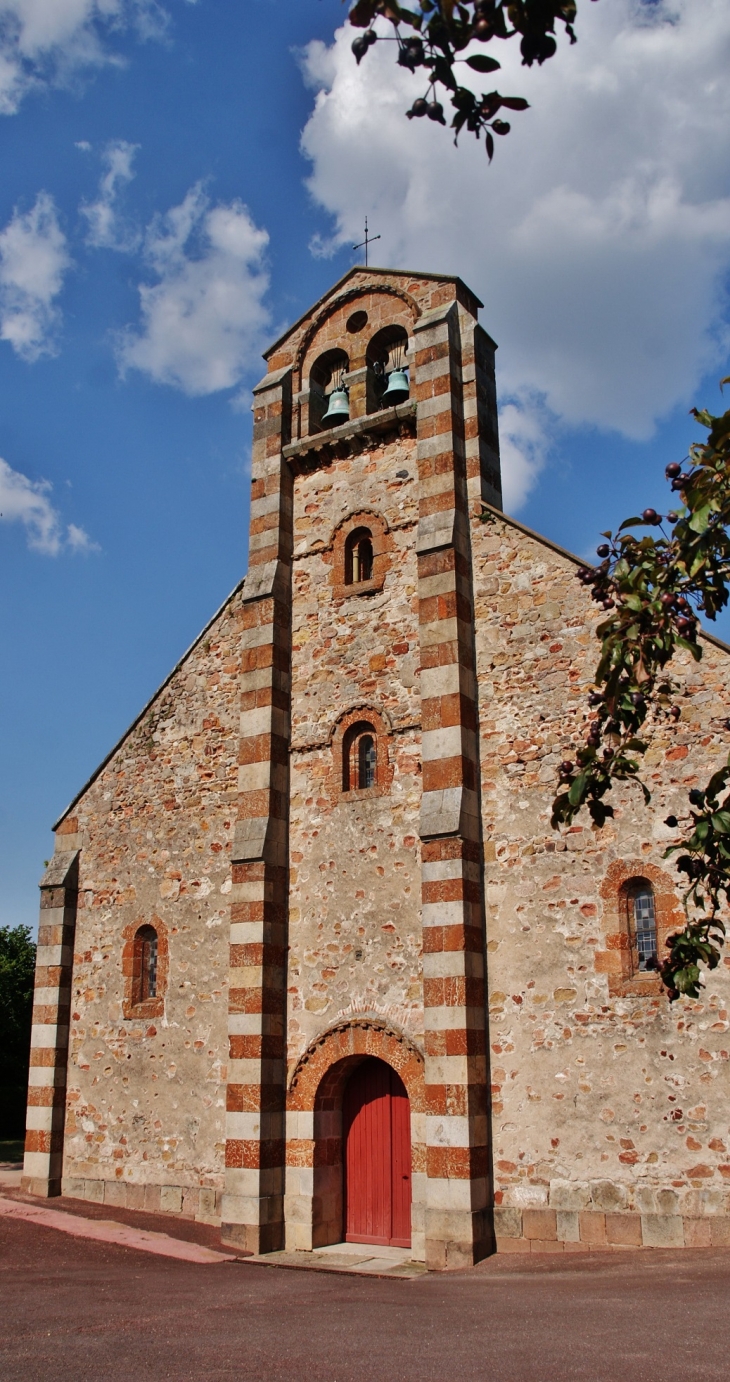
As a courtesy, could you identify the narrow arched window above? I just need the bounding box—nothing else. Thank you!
[358,734,376,790]
[628,882,657,972]
[345,529,374,585]
[133,925,158,1003]
[342,721,378,793]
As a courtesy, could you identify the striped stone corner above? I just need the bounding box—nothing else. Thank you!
[413,302,491,1270]
[221,366,293,1255]
[22,850,79,1198]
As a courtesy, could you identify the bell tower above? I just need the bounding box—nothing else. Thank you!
[221,267,502,1269]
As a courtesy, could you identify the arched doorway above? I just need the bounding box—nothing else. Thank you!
[343,1057,411,1248]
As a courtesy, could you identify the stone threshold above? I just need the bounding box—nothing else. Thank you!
[248,1241,427,1280]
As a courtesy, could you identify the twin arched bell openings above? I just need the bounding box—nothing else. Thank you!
[306,318,411,436]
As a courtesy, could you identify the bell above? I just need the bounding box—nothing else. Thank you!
[321,385,350,426]
[381,368,409,406]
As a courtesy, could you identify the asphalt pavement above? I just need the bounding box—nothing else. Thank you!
[2,1212,729,1382]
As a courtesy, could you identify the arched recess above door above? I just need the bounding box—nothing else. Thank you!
[287,1017,425,1113]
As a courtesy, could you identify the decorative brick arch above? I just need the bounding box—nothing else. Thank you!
[294,285,421,380]
[598,860,684,998]
[121,914,169,1020]
[328,704,394,802]
[285,1018,425,1251]
[288,1016,425,1112]
[327,509,392,599]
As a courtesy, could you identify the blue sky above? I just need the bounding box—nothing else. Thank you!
[1,0,729,933]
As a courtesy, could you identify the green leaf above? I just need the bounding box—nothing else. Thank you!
[689,503,714,535]
[568,772,588,807]
[465,54,501,73]
[711,811,730,833]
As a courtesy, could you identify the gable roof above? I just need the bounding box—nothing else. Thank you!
[262,265,483,360]
[52,576,245,830]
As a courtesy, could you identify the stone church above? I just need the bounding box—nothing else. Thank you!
[23,267,730,1268]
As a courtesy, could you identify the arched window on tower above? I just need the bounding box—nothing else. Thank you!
[342,721,378,792]
[627,880,657,972]
[133,924,159,1004]
[345,528,374,585]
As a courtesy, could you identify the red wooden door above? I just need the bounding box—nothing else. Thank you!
[343,1058,411,1248]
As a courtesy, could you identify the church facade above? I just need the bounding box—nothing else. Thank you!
[23,268,730,1267]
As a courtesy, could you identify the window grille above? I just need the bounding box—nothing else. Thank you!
[358,734,377,790]
[135,925,158,1002]
[342,721,378,792]
[631,887,657,971]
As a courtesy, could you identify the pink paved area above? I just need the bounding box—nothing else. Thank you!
[3,1204,730,1381]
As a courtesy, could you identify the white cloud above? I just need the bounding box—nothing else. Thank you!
[0,1,170,115]
[498,393,554,512]
[0,456,97,555]
[300,0,730,507]
[80,138,140,250]
[0,191,71,360]
[117,183,271,395]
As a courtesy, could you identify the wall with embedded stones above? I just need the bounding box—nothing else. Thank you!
[287,434,424,1067]
[56,585,245,1222]
[473,510,730,1251]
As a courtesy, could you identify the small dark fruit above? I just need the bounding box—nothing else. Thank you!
[588,692,603,706]
[642,507,661,525]
[559,761,574,776]
[665,462,682,479]
[666,511,679,522]
[630,692,646,710]
[596,544,610,558]
[474,18,492,38]
[676,616,696,636]
[602,599,615,609]
[427,100,445,122]
[689,789,705,807]
[664,815,678,828]
[409,98,428,117]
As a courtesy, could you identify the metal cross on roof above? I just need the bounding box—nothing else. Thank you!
[352,217,381,268]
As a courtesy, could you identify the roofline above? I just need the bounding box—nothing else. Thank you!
[262,266,484,360]
[481,502,730,658]
[52,576,246,830]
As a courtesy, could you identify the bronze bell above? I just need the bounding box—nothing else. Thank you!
[381,368,409,406]
[321,385,350,426]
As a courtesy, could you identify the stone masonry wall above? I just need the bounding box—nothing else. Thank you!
[56,586,246,1223]
[473,510,730,1251]
[288,434,423,1062]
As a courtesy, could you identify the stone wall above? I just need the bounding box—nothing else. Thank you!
[54,586,246,1220]
[287,433,423,1060]
[473,509,730,1251]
